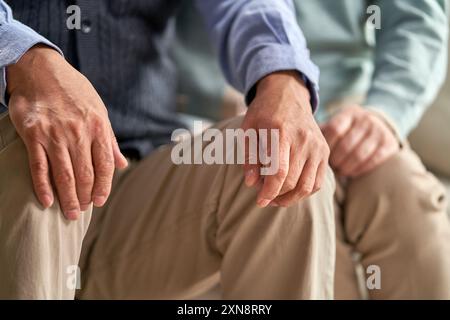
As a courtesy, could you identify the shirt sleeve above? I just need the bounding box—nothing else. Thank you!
[0,0,62,107]
[365,0,449,139]
[194,0,320,110]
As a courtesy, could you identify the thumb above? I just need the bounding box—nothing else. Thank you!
[111,134,128,169]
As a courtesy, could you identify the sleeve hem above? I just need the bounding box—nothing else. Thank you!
[0,20,62,107]
[243,44,320,111]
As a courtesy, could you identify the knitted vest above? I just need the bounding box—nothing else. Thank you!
[8,0,184,158]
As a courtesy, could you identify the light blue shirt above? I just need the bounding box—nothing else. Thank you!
[0,0,319,110]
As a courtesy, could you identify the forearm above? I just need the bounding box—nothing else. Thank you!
[365,0,449,139]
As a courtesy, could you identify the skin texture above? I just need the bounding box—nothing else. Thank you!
[7,45,128,220]
[7,47,330,217]
[242,71,330,208]
[320,105,400,178]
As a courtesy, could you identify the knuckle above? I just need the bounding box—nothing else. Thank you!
[68,122,84,142]
[34,180,50,194]
[270,119,283,130]
[96,161,114,176]
[276,167,289,180]
[61,200,79,211]
[298,180,314,195]
[54,169,74,186]
[283,179,297,192]
[77,165,94,185]
[299,129,313,140]
[298,185,313,196]
[30,161,47,175]
[93,184,111,197]
[23,125,41,141]
[91,116,106,135]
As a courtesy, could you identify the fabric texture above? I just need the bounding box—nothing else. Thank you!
[0,113,336,299]
[0,0,319,159]
[334,144,450,299]
[173,0,448,139]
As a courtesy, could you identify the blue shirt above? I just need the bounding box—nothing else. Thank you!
[0,0,319,157]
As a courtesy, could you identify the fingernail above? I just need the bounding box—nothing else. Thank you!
[269,202,279,207]
[41,195,53,208]
[65,210,79,220]
[245,169,257,187]
[257,198,271,208]
[93,196,106,207]
[80,203,90,211]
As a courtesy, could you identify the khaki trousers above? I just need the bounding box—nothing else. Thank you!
[334,145,450,299]
[0,113,336,300]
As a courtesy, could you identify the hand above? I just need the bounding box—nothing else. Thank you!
[320,105,399,177]
[7,45,128,220]
[242,71,330,207]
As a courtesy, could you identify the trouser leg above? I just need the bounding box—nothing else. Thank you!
[77,116,336,299]
[338,145,450,299]
[334,180,362,299]
[0,113,91,299]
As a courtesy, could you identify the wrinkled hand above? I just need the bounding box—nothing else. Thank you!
[242,71,330,207]
[321,105,399,177]
[7,45,128,220]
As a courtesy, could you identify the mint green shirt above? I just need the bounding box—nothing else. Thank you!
[174,0,449,139]
[298,0,448,138]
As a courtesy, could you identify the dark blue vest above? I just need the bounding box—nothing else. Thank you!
[8,0,185,158]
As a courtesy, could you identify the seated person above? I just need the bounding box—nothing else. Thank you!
[0,0,335,299]
[173,0,450,299]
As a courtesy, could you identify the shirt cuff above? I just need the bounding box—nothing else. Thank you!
[243,43,320,112]
[0,19,62,107]
[366,106,405,148]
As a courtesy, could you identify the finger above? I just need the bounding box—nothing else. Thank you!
[278,148,305,196]
[111,129,128,169]
[26,142,54,208]
[321,111,354,150]
[69,142,94,212]
[330,121,369,168]
[91,138,115,207]
[312,160,327,194]
[47,146,80,220]
[352,143,397,177]
[274,157,319,206]
[338,130,379,176]
[243,129,260,187]
[257,141,290,207]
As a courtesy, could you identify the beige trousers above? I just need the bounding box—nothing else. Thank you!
[334,145,450,299]
[0,113,336,300]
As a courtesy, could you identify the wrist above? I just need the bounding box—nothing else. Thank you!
[6,44,61,95]
[256,71,312,112]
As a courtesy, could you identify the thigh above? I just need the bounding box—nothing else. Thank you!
[344,144,448,246]
[0,113,91,299]
[77,115,337,299]
[342,145,450,299]
[77,117,245,299]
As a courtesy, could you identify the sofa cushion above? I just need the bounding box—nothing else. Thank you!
[409,62,450,178]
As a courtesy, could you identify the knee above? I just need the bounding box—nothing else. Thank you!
[0,137,90,240]
[347,147,447,214]
[344,148,449,251]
